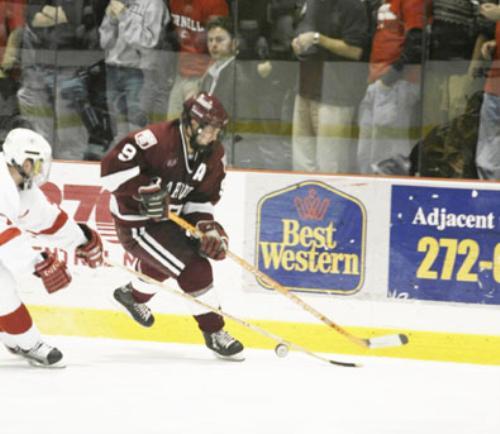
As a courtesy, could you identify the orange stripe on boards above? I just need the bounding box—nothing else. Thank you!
[0,227,21,245]
[36,210,68,235]
[0,304,33,334]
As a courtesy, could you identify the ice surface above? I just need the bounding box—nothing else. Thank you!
[1,336,499,434]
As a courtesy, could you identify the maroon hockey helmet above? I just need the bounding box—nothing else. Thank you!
[182,92,229,130]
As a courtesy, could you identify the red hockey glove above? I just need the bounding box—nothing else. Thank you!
[196,220,228,260]
[135,177,169,220]
[76,224,104,268]
[34,251,72,294]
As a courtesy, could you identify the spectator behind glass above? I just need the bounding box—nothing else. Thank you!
[200,16,238,163]
[233,0,303,171]
[291,0,368,174]
[357,0,429,175]
[0,0,27,144]
[17,0,107,161]
[475,2,500,179]
[422,0,493,135]
[166,0,229,120]
[99,0,170,148]
[237,0,299,61]
[201,10,298,170]
[201,16,237,105]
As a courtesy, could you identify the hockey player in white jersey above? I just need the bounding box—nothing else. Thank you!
[0,128,104,367]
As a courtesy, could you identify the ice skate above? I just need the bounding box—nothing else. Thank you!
[19,341,65,368]
[113,283,155,327]
[203,329,244,361]
[5,345,21,356]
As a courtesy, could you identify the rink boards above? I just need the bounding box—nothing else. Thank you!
[19,161,500,365]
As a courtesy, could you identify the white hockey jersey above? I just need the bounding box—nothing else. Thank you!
[0,153,86,276]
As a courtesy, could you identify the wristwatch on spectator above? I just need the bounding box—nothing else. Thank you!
[313,32,320,45]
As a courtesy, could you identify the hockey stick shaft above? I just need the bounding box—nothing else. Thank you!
[168,212,408,349]
[106,259,358,367]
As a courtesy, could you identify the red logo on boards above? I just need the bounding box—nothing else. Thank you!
[294,188,330,220]
[41,182,119,244]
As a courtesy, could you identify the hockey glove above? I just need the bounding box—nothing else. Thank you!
[196,220,228,260]
[76,224,104,268]
[34,251,72,294]
[135,177,169,220]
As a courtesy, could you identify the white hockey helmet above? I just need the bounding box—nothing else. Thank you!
[2,128,52,188]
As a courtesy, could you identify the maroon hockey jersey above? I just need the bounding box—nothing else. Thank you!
[100,120,225,226]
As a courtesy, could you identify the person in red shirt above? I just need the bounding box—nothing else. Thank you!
[357,0,430,174]
[101,91,245,360]
[0,0,26,141]
[476,2,500,179]
[166,0,229,120]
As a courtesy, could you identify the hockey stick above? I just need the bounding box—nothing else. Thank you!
[168,212,409,350]
[106,259,359,367]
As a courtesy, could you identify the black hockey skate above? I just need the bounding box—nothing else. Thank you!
[19,342,64,368]
[203,329,244,361]
[113,283,155,327]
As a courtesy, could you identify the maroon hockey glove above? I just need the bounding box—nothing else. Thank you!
[135,177,170,220]
[196,220,228,260]
[76,224,104,268]
[34,251,72,294]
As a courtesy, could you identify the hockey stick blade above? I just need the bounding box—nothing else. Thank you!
[329,359,360,368]
[366,333,409,349]
[287,342,361,368]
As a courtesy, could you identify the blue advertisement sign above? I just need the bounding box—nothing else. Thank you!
[256,181,366,294]
[390,185,500,304]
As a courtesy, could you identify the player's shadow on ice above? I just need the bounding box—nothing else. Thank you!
[67,343,232,367]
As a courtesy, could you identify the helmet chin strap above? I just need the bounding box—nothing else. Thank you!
[9,160,33,190]
[188,124,212,155]
[18,169,33,190]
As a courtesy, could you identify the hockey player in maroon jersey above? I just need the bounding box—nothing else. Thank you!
[100,92,244,360]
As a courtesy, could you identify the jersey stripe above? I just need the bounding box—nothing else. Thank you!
[131,227,185,276]
[183,201,214,215]
[139,228,185,270]
[109,195,149,221]
[101,165,141,192]
[0,227,22,246]
[35,210,69,235]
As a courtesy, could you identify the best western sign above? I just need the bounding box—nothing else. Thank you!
[255,181,366,294]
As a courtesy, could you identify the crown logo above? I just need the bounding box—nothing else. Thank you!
[294,188,330,220]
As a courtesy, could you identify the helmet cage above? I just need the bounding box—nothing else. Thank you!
[3,128,52,189]
[182,92,229,146]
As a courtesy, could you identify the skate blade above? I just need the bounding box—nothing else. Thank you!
[27,359,66,369]
[211,351,246,362]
